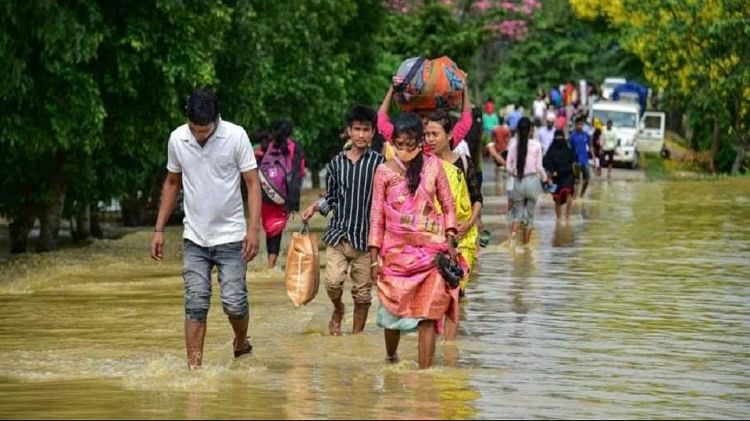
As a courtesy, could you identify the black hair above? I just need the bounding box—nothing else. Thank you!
[516,117,532,178]
[187,88,219,125]
[271,119,293,155]
[393,112,423,142]
[346,105,376,128]
[254,129,271,152]
[575,116,586,125]
[426,109,455,135]
[392,112,424,194]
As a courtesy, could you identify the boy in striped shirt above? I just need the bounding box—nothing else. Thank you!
[302,105,385,336]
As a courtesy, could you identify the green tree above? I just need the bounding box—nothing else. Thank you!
[0,0,232,253]
[484,0,644,107]
[216,0,386,187]
[0,1,105,252]
[571,0,750,173]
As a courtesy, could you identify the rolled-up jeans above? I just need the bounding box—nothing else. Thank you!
[183,239,248,322]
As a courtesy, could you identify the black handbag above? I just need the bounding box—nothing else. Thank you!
[434,253,463,289]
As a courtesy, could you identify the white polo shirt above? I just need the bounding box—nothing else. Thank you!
[166,119,257,247]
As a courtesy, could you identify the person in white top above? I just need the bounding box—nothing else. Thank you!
[506,117,549,246]
[150,88,262,369]
[452,139,471,157]
[601,119,619,179]
[536,111,556,155]
[532,95,547,124]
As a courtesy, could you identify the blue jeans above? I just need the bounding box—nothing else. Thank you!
[183,239,248,321]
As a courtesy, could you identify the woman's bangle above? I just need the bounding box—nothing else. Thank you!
[154,228,164,233]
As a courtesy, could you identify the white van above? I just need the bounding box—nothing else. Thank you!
[600,77,627,101]
[591,102,666,169]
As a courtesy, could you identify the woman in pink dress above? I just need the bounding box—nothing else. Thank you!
[369,112,459,369]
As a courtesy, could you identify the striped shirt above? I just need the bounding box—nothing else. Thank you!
[320,148,384,251]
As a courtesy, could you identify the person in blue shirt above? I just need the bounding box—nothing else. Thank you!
[569,116,592,197]
[507,103,524,133]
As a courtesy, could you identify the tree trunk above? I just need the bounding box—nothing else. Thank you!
[709,120,721,173]
[90,204,104,239]
[732,134,748,175]
[311,168,321,189]
[8,210,35,254]
[74,203,91,243]
[120,194,145,227]
[37,186,66,253]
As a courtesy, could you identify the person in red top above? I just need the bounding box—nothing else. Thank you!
[259,120,306,270]
[555,108,567,132]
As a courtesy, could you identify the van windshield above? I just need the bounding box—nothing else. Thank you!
[592,110,637,128]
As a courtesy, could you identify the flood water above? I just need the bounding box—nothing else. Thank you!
[0,177,749,419]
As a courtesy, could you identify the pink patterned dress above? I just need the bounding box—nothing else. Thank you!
[369,154,459,327]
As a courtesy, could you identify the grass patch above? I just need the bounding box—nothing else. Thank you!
[642,152,668,180]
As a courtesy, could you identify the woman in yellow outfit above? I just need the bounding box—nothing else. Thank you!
[424,109,483,342]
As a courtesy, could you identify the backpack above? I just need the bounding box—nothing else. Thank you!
[259,141,294,206]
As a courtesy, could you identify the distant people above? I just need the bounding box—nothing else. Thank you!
[536,112,557,156]
[550,87,562,108]
[506,117,549,246]
[601,119,618,178]
[555,108,567,132]
[563,80,576,105]
[570,116,592,197]
[507,103,524,133]
[532,94,547,125]
[302,105,384,336]
[487,117,512,201]
[151,88,261,369]
[482,99,500,139]
[258,119,305,270]
[591,118,603,176]
[543,130,577,220]
[369,112,459,369]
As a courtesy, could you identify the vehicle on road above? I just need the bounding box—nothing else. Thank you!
[600,77,627,101]
[591,101,666,169]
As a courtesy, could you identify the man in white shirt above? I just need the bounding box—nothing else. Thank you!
[532,95,547,124]
[601,119,619,178]
[536,111,556,155]
[150,88,261,369]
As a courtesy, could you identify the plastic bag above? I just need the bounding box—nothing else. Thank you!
[285,224,320,307]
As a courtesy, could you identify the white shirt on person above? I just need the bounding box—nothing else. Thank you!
[452,139,471,157]
[167,118,257,247]
[536,125,556,155]
[533,100,547,121]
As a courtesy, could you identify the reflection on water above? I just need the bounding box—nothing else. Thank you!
[1,178,749,419]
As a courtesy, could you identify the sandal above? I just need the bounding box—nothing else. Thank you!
[233,337,253,358]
